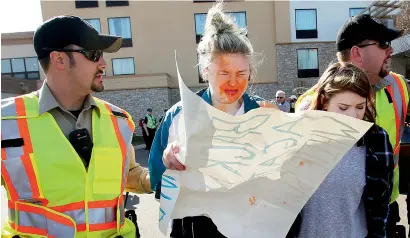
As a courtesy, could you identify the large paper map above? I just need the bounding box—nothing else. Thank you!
[158,60,372,237]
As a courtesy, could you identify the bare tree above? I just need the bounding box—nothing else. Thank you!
[396,1,410,34]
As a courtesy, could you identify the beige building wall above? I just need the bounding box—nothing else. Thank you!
[41,0,279,89]
[274,1,291,44]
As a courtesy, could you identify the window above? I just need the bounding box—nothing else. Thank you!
[85,19,101,33]
[349,8,366,17]
[106,1,129,7]
[108,17,132,47]
[112,58,135,75]
[197,54,205,83]
[231,12,247,29]
[295,9,317,39]
[75,0,98,8]
[2,59,12,73]
[1,57,40,79]
[194,12,247,44]
[194,14,207,44]
[380,18,395,29]
[297,49,319,78]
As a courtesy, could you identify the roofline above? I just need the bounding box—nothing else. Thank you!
[1,31,34,41]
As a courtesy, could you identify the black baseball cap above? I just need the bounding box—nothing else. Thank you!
[336,14,402,51]
[34,15,122,60]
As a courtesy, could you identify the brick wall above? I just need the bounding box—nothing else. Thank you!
[94,88,171,135]
[276,42,338,95]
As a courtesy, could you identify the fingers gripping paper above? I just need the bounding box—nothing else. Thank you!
[158,59,373,237]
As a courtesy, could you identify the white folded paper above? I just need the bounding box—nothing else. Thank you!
[158,59,372,237]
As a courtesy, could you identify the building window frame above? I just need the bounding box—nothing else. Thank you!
[108,17,133,47]
[295,9,318,39]
[349,7,367,17]
[2,57,40,80]
[112,57,135,76]
[197,54,206,83]
[194,11,247,44]
[75,0,98,8]
[296,48,319,78]
[85,18,102,33]
[106,0,129,7]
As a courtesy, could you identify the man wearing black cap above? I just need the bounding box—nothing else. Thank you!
[1,15,151,237]
[336,14,409,238]
[296,14,409,237]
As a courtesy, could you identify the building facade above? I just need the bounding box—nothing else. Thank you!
[1,31,46,99]
[275,0,374,95]
[1,0,409,135]
[41,0,282,130]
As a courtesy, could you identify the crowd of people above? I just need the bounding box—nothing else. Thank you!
[1,2,409,238]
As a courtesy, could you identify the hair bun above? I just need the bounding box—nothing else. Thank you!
[204,3,235,36]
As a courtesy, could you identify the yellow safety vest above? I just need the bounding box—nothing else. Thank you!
[295,72,409,203]
[375,72,409,202]
[1,93,136,238]
[146,114,157,129]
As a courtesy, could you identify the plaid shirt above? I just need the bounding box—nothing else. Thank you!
[287,124,394,238]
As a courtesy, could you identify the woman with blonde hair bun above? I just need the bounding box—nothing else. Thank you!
[148,2,276,237]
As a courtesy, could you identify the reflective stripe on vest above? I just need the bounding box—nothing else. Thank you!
[1,95,135,236]
[8,201,75,238]
[376,73,409,163]
[1,97,42,202]
[100,99,134,227]
[47,197,123,232]
[375,73,408,203]
[391,73,409,153]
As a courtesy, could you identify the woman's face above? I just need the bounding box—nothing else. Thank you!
[205,53,249,104]
[325,91,366,120]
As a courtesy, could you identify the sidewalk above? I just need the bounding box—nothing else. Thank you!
[133,144,145,150]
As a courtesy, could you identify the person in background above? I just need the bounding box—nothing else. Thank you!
[275,90,290,112]
[139,118,149,150]
[159,108,167,124]
[143,108,157,151]
[289,95,298,113]
[287,62,393,238]
[148,3,277,237]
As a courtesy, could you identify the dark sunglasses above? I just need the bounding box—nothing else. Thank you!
[276,96,284,99]
[357,41,391,50]
[43,48,104,62]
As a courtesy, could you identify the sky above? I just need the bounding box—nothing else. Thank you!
[1,0,43,33]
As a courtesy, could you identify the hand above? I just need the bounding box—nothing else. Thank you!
[163,141,186,171]
[257,101,279,109]
[146,131,149,136]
